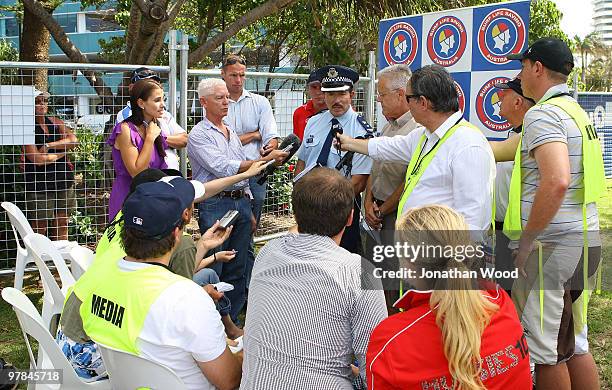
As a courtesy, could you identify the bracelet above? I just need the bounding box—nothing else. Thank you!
[213,252,217,262]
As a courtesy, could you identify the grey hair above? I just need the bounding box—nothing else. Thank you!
[198,78,226,99]
[377,64,412,91]
[410,65,459,113]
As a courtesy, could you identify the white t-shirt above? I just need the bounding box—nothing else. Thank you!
[118,260,227,390]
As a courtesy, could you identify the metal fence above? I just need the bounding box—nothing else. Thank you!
[0,34,376,270]
[1,34,610,271]
[575,92,612,178]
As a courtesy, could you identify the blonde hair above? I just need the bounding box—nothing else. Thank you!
[396,205,499,390]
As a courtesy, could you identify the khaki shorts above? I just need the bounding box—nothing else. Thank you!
[26,185,77,221]
[511,244,600,365]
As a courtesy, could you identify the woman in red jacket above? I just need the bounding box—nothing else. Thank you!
[366,205,532,390]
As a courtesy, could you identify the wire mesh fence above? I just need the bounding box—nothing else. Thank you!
[0,61,375,270]
[1,58,608,272]
[576,92,612,178]
[0,63,171,269]
[184,70,372,240]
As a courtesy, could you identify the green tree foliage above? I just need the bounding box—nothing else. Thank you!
[528,0,569,45]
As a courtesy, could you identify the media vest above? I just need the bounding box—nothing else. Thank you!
[70,256,186,355]
[503,96,606,240]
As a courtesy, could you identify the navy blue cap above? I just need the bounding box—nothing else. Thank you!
[494,78,535,104]
[122,177,196,239]
[307,68,324,84]
[320,65,359,92]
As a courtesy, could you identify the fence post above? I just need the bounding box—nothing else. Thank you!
[365,50,376,125]
[168,30,178,119]
[179,32,189,177]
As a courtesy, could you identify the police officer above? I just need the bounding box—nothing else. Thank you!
[295,65,373,254]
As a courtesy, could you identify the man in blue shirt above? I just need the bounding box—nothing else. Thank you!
[295,65,373,253]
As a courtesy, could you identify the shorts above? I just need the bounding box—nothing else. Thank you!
[511,244,600,365]
[26,184,76,221]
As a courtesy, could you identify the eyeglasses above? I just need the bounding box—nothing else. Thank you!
[223,55,246,67]
[132,70,161,83]
[376,88,399,98]
[405,94,422,102]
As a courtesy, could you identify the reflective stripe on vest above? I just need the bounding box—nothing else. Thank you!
[73,257,186,355]
[397,119,481,219]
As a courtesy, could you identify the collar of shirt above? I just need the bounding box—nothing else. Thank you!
[425,110,463,143]
[230,89,252,104]
[388,110,414,129]
[393,289,432,310]
[538,83,570,104]
[200,116,230,135]
[330,107,355,124]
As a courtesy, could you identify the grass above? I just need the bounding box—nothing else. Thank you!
[0,181,610,388]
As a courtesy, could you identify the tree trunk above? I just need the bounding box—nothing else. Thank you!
[19,3,54,90]
[21,0,115,106]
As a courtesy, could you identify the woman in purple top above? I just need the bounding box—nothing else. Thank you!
[107,79,168,221]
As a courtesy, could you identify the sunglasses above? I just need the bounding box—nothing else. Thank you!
[223,55,246,67]
[132,71,161,83]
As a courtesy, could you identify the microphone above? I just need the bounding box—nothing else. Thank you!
[256,134,301,185]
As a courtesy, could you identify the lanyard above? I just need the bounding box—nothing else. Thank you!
[409,116,463,178]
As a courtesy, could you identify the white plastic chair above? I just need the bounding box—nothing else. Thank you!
[1,287,111,390]
[23,234,76,333]
[66,245,94,280]
[96,342,187,390]
[1,201,77,290]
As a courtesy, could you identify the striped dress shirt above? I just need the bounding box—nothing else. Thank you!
[241,233,387,389]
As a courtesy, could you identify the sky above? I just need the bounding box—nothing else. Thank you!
[552,0,594,39]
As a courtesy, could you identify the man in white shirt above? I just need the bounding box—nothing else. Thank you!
[336,65,494,232]
[221,54,280,289]
[116,67,188,170]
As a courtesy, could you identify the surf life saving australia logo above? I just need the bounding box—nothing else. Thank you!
[454,81,466,113]
[383,22,419,66]
[476,77,511,132]
[477,8,526,64]
[427,16,467,67]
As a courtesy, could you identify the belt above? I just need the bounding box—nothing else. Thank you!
[217,189,246,199]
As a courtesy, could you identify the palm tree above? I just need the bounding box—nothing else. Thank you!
[573,32,606,85]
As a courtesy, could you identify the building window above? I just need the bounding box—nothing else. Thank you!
[85,16,121,32]
[54,14,77,33]
[1,17,18,37]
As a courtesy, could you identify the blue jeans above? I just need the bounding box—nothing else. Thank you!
[246,177,267,289]
[198,195,252,322]
[192,268,232,317]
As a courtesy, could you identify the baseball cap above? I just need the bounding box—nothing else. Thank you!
[307,68,324,85]
[158,176,205,206]
[494,78,535,104]
[131,67,161,84]
[506,38,574,75]
[129,169,206,202]
[122,181,187,239]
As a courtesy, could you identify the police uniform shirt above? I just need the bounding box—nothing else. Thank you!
[297,107,373,177]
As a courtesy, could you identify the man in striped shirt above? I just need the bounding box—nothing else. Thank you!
[241,167,387,389]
